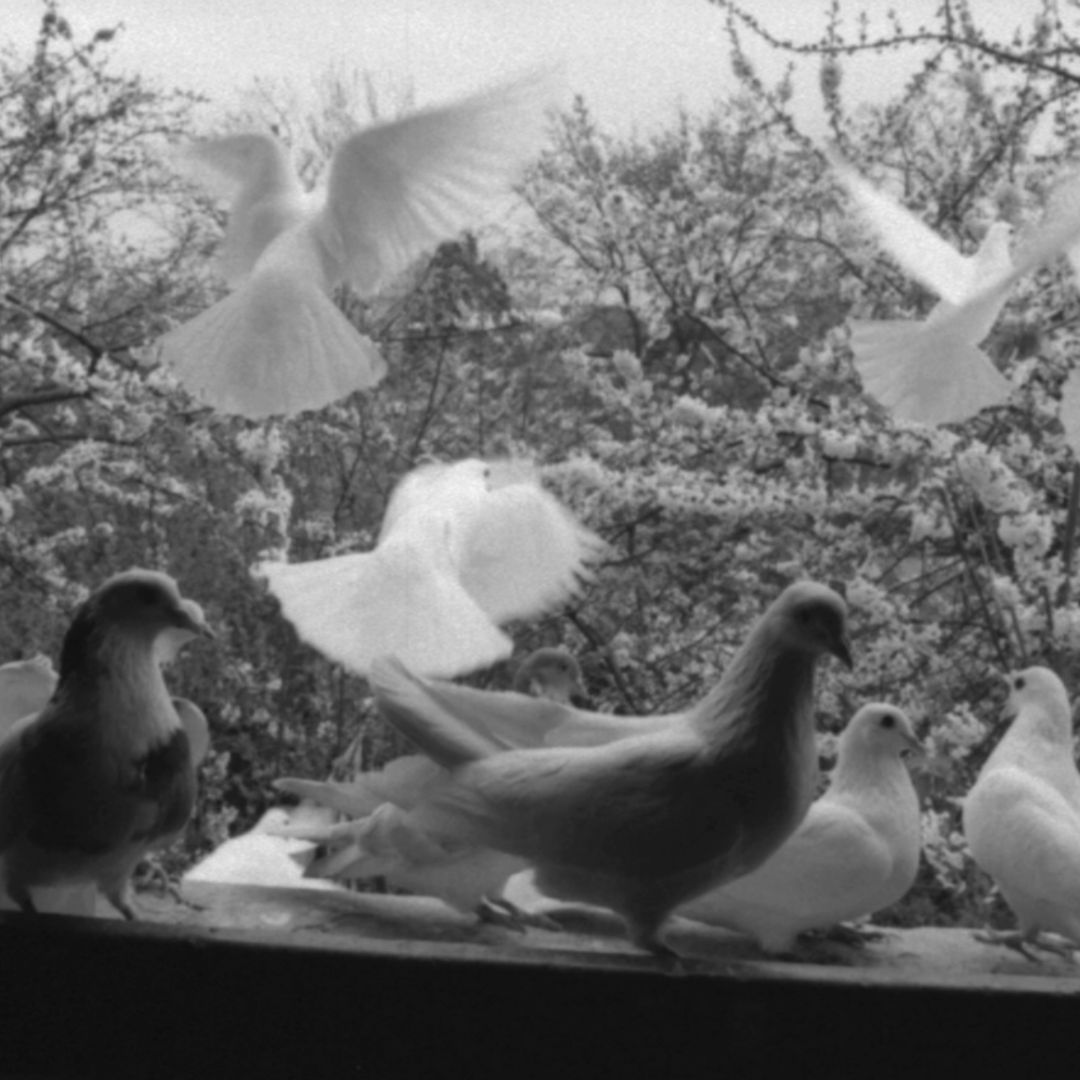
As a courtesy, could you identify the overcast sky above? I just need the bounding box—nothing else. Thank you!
[4,1,1052,137]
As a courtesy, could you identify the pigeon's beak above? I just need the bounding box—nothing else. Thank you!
[831,631,854,670]
[175,599,216,641]
[901,731,925,757]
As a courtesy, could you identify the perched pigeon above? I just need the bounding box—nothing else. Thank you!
[281,582,852,955]
[261,458,605,679]
[964,666,1080,958]
[831,152,1080,425]
[159,70,558,418]
[0,570,214,918]
[678,703,922,954]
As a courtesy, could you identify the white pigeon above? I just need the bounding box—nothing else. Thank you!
[678,703,922,954]
[260,458,606,679]
[159,70,559,419]
[278,581,853,955]
[831,152,1080,425]
[963,666,1080,958]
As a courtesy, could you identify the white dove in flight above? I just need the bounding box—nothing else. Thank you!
[261,458,606,679]
[278,582,853,956]
[964,666,1080,959]
[831,152,1080,425]
[678,703,922,954]
[159,70,559,419]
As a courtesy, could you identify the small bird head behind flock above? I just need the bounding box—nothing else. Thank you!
[0,569,214,918]
[511,647,586,706]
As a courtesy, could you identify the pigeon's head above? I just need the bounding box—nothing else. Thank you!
[60,570,214,675]
[842,703,922,760]
[772,582,853,669]
[1001,666,1071,729]
[513,647,587,705]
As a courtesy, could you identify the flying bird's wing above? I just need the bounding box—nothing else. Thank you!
[177,133,306,285]
[829,152,979,304]
[456,478,606,624]
[318,70,560,294]
[261,544,512,679]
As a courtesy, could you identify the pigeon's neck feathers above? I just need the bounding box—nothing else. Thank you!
[829,741,916,828]
[692,618,817,750]
[57,616,180,751]
[989,695,1074,774]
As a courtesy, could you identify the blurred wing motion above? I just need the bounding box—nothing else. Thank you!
[679,704,922,954]
[261,458,605,679]
[159,69,561,419]
[182,806,342,893]
[276,647,641,821]
[833,152,1080,425]
[963,666,1080,955]
[276,582,852,955]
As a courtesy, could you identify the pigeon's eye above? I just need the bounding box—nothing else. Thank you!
[1014,676,1026,691]
[881,713,896,729]
[135,584,160,606]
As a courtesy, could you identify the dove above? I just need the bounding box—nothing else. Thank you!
[831,152,1080,425]
[0,569,214,919]
[159,70,558,419]
[677,703,922,954]
[963,666,1080,959]
[281,581,852,955]
[261,458,606,680]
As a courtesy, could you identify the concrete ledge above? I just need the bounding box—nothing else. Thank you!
[0,884,1077,1078]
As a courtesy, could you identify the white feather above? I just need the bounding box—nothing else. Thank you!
[963,666,1080,947]
[260,458,604,679]
[833,153,1080,425]
[160,69,561,419]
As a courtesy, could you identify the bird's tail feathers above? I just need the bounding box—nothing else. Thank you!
[274,759,446,817]
[260,542,512,678]
[159,270,386,419]
[850,319,1011,424]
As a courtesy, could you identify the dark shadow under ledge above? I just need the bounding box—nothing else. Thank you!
[1,880,1078,1078]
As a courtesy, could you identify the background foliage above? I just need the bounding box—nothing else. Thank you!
[4,0,1080,925]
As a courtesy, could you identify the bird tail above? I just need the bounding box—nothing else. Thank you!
[849,318,1011,425]
[158,268,387,419]
[259,542,512,679]
[289,803,451,881]
[276,755,445,816]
